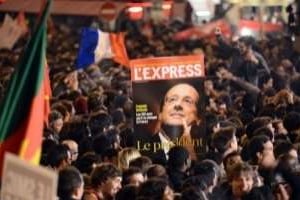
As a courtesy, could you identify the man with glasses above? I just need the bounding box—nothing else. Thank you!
[62,139,79,163]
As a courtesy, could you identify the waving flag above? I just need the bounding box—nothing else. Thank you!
[76,27,129,69]
[0,0,52,175]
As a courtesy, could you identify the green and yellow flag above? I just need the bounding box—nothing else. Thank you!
[0,0,52,175]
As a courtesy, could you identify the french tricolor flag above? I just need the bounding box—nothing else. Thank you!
[76,27,129,69]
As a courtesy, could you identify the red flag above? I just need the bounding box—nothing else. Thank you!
[44,61,52,126]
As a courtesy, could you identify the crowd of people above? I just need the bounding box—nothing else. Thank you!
[1,13,300,200]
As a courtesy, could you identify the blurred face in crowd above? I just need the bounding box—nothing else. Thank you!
[163,185,174,200]
[288,148,298,160]
[160,84,199,126]
[128,172,145,187]
[231,172,254,198]
[238,41,248,55]
[62,140,79,162]
[225,154,243,175]
[263,78,273,90]
[101,176,122,199]
[258,140,276,169]
[75,180,84,200]
[52,118,64,134]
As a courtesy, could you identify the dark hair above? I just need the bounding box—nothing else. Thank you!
[223,151,241,170]
[47,144,70,168]
[138,178,169,200]
[283,111,300,132]
[246,117,272,139]
[41,139,57,166]
[146,164,168,181]
[181,186,208,200]
[238,36,254,47]
[182,176,207,191]
[91,163,121,187]
[92,134,112,156]
[89,113,112,135]
[122,167,143,186]
[116,185,138,200]
[49,110,63,123]
[252,126,274,141]
[102,148,119,161]
[112,109,126,125]
[191,160,218,187]
[247,135,270,164]
[51,103,69,120]
[168,146,189,170]
[87,92,105,112]
[211,127,236,154]
[129,156,152,174]
[75,152,101,174]
[274,140,295,159]
[229,162,254,182]
[58,166,83,199]
[242,187,272,200]
[290,75,300,96]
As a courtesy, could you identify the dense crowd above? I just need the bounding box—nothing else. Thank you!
[1,15,300,200]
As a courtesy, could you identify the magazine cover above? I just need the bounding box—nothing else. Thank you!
[130,55,206,163]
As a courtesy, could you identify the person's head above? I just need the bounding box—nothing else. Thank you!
[283,111,300,133]
[211,126,238,156]
[47,144,71,170]
[102,148,119,166]
[238,37,253,55]
[259,74,273,91]
[146,164,168,181]
[49,110,64,134]
[116,185,138,200]
[168,146,190,172]
[93,134,112,156]
[246,116,273,139]
[138,178,174,200]
[122,167,145,187]
[91,163,122,199]
[129,156,153,174]
[191,160,219,191]
[74,152,101,175]
[223,151,243,176]
[274,140,298,160]
[229,162,255,199]
[252,126,274,142]
[62,139,79,162]
[58,166,84,200]
[248,135,276,169]
[118,147,141,171]
[160,83,200,127]
[181,187,208,200]
[87,92,105,113]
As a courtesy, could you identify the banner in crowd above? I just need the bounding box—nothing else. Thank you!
[173,19,283,41]
[1,153,57,200]
[0,14,23,50]
[131,55,206,161]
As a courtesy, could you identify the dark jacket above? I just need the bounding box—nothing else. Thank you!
[216,36,270,86]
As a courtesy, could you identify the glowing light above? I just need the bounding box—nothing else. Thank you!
[162,4,172,10]
[240,28,253,36]
[195,11,211,16]
[128,6,143,13]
